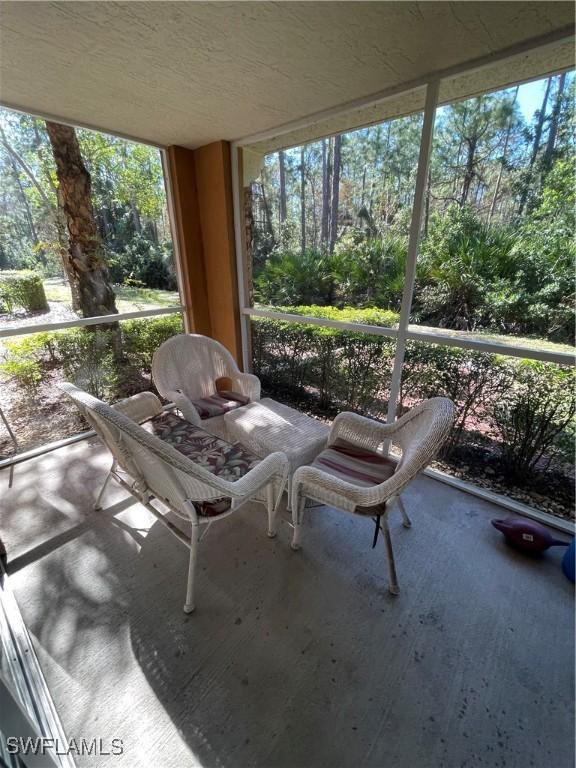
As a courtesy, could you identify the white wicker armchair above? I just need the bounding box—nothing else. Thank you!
[60,383,288,614]
[290,397,454,594]
[152,334,260,438]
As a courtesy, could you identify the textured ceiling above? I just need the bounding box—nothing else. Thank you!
[0,1,573,148]
[249,37,574,158]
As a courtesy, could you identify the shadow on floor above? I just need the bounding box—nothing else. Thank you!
[3,441,574,768]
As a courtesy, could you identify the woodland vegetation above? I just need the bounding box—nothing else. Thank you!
[251,309,575,519]
[251,74,575,344]
[0,108,175,317]
[0,106,179,454]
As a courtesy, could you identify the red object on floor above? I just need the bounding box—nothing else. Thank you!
[491,517,569,554]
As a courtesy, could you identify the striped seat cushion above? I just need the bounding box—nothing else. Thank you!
[312,439,395,488]
[190,390,250,420]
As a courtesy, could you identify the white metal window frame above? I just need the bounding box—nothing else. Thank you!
[231,56,576,376]
[0,305,183,340]
[231,37,575,533]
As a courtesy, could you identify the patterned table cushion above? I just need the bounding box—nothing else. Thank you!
[143,412,261,516]
[190,390,250,420]
[311,438,396,488]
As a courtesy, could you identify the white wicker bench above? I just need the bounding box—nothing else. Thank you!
[60,383,288,614]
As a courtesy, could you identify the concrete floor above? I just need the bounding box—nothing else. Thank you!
[1,439,574,768]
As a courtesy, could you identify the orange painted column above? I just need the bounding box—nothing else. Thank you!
[165,145,211,337]
[193,141,242,364]
[166,141,242,365]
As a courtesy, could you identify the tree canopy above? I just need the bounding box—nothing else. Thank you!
[252,73,575,343]
[0,110,174,292]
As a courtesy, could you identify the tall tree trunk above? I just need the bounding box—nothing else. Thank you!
[321,139,330,246]
[380,123,390,218]
[518,77,552,216]
[130,201,142,234]
[329,134,341,253]
[542,72,566,173]
[243,184,255,306]
[460,137,477,207]
[488,86,519,225]
[0,126,53,211]
[45,121,118,319]
[31,124,79,306]
[309,173,318,248]
[55,186,81,311]
[6,148,40,252]
[278,150,287,226]
[0,124,47,265]
[259,181,275,246]
[452,138,463,198]
[300,147,306,253]
[474,180,484,206]
[424,169,432,237]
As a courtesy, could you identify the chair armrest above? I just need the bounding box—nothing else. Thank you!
[290,464,375,510]
[112,391,163,424]
[291,461,412,512]
[328,411,398,453]
[165,390,202,426]
[228,451,289,498]
[230,372,261,401]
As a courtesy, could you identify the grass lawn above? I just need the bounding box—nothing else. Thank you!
[41,280,574,356]
[407,323,575,356]
[43,278,180,313]
[256,302,574,355]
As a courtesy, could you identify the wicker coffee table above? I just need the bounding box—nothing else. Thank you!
[224,398,329,507]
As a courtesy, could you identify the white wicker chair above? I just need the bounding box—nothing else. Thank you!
[152,334,260,438]
[60,383,288,614]
[290,397,454,595]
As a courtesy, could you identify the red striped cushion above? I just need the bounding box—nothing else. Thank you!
[191,390,250,419]
[311,438,395,487]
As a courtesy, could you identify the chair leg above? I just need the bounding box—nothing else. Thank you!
[183,524,200,614]
[380,515,400,595]
[94,461,115,510]
[285,476,293,513]
[397,495,412,528]
[291,495,306,551]
[266,483,277,538]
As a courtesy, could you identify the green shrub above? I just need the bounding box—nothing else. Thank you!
[254,231,411,312]
[53,328,117,400]
[252,305,398,414]
[122,314,183,374]
[401,342,510,454]
[491,360,576,478]
[267,304,399,328]
[0,331,54,397]
[254,249,335,306]
[331,230,408,310]
[508,159,576,343]
[0,357,42,396]
[107,236,177,291]
[0,316,184,406]
[0,270,49,313]
[415,205,517,331]
[4,333,54,361]
[252,313,575,486]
